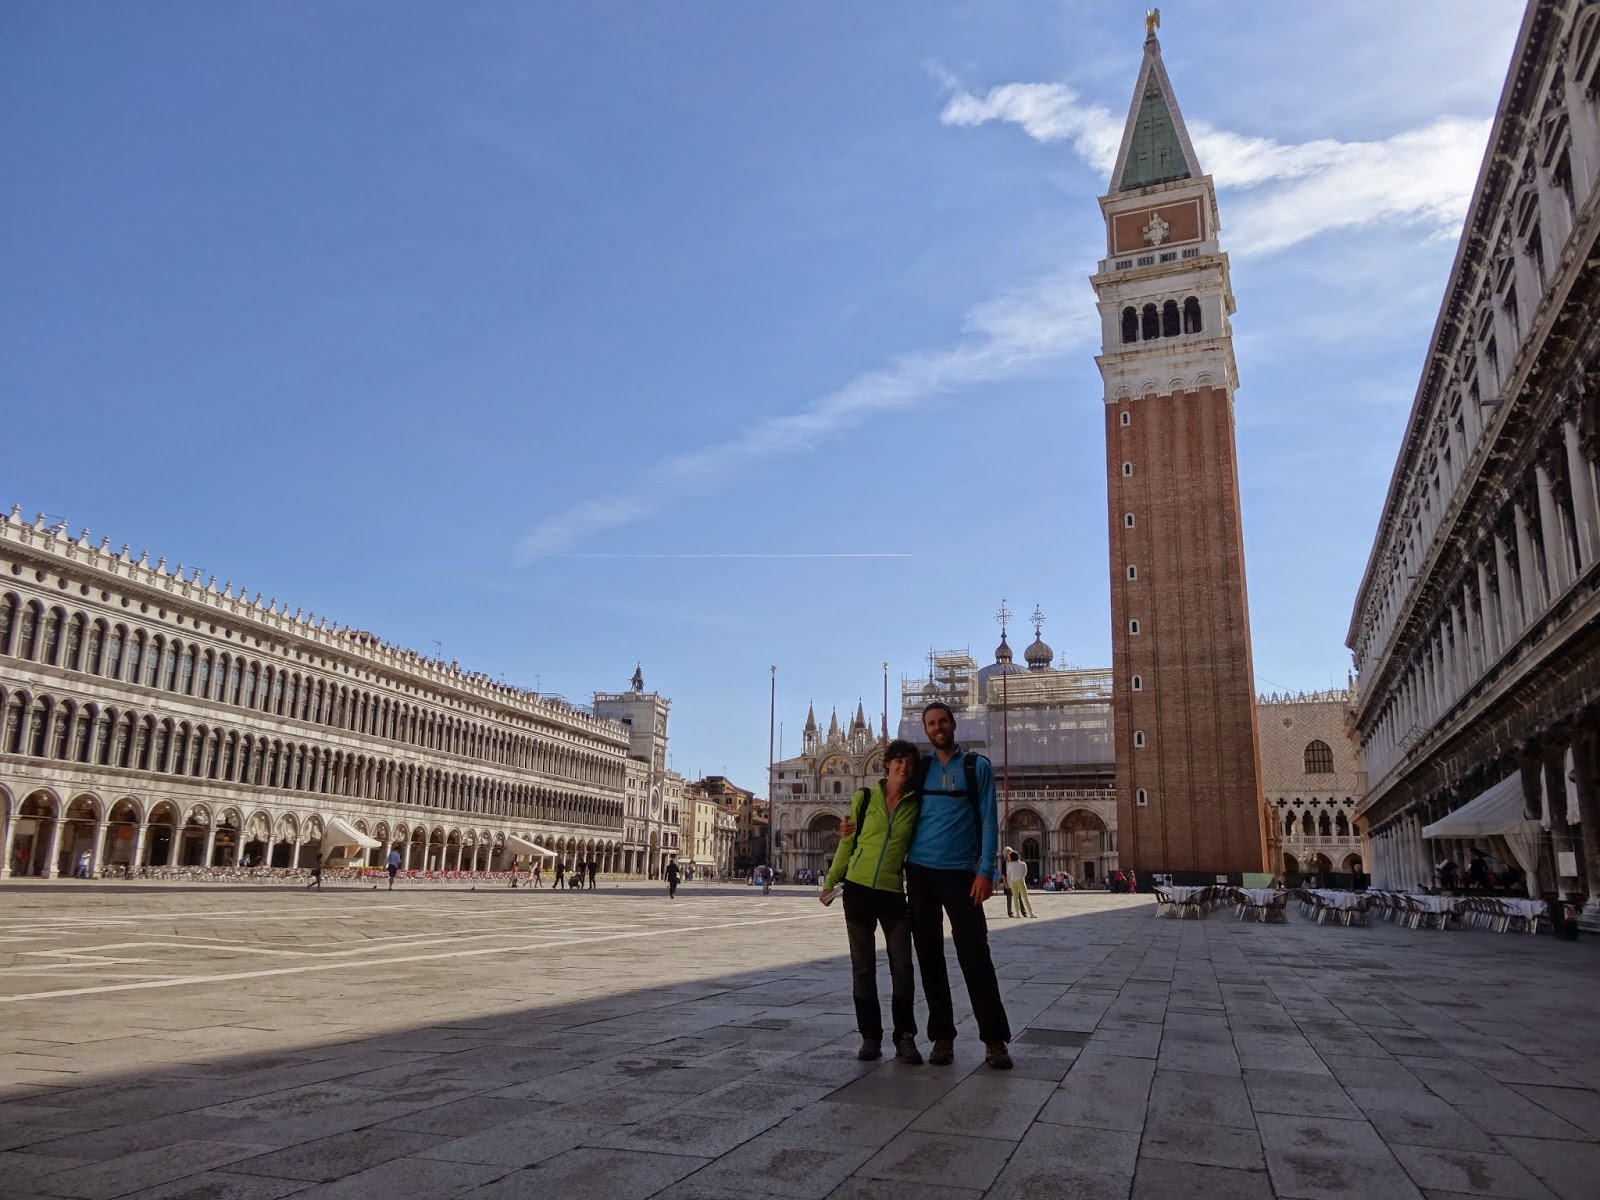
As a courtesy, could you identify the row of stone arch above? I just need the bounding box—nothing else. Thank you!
[1120,297,1202,343]
[0,783,629,878]
[1281,807,1353,839]
[1284,851,1363,876]
[0,592,620,786]
[0,685,622,828]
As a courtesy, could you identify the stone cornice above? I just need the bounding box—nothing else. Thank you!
[0,508,630,749]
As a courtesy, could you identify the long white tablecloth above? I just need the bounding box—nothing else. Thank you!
[1407,894,1457,914]
[1307,889,1364,910]
[1236,888,1285,906]
[1496,898,1544,919]
[1158,886,1207,903]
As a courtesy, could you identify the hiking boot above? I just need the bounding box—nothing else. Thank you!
[928,1038,955,1065]
[984,1041,1014,1070]
[894,1036,923,1065]
[856,1039,882,1061]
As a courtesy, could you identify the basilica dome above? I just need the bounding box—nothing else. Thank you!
[1025,635,1054,670]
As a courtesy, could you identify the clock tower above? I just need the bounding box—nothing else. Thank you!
[1091,17,1268,876]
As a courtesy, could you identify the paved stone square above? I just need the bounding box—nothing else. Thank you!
[1,881,1597,1199]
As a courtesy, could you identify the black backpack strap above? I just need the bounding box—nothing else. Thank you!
[963,752,981,814]
[851,787,873,830]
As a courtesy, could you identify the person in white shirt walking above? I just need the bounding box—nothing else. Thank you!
[1004,850,1034,918]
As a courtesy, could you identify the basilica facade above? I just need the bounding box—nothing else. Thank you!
[0,507,673,879]
[771,620,1118,885]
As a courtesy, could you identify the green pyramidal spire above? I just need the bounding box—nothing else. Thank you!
[1110,20,1203,194]
[1119,77,1191,190]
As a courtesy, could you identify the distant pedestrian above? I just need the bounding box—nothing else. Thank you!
[665,857,681,899]
[587,860,597,890]
[74,850,92,879]
[1002,846,1016,917]
[532,861,542,888]
[386,847,402,890]
[554,859,566,889]
[1005,850,1034,918]
[307,856,325,891]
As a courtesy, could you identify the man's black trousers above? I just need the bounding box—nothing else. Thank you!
[904,863,1012,1045]
[842,882,916,1043]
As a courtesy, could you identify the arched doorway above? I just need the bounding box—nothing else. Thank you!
[1307,852,1332,882]
[145,801,180,868]
[105,799,142,873]
[271,812,299,868]
[12,791,59,877]
[1020,837,1042,884]
[178,805,211,867]
[427,826,446,871]
[241,811,271,867]
[1283,852,1300,874]
[1341,853,1362,874]
[299,816,324,868]
[1006,809,1043,882]
[60,795,101,877]
[805,813,841,882]
[212,809,242,867]
[1060,809,1108,884]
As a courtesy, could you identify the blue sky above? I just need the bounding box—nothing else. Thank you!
[1,0,1524,790]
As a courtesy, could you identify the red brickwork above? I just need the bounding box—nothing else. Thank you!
[1107,385,1268,873]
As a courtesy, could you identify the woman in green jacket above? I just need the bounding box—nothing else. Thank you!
[822,738,924,1064]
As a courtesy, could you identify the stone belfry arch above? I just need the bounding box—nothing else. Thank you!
[1091,13,1267,875]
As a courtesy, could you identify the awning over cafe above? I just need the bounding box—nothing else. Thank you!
[1422,774,1541,886]
[323,816,381,852]
[505,834,555,858]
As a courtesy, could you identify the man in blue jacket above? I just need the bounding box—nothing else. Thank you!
[904,701,1013,1069]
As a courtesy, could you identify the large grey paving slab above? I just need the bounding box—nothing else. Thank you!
[6,884,1600,1199]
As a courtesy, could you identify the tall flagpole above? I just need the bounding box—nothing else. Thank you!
[768,665,776,870]
[882,662,889,748]
[995,600,1013,851]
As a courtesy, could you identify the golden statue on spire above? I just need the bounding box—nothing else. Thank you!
[1145,7,1161,39]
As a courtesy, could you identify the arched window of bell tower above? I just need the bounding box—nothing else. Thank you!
[1161,300,1180,337]
[1141,304,1159,340]
[1121,307,1138,344]
[1183,296,1202,333]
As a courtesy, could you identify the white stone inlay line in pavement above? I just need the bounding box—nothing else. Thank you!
[0,909,832,1004]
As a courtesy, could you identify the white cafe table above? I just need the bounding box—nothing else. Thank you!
[1159,886,1207,903]
[1407,894,1457,914]
[1496,897,1544,920]
[1236,888,1284,906]
[1308,890,1363,910]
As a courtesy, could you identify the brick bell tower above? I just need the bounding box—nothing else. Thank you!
[1091,14,1267,876]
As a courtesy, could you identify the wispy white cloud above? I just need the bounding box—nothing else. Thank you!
[517,63,1488,560]
[937,79,1488,255]
[514,268,1097,560]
